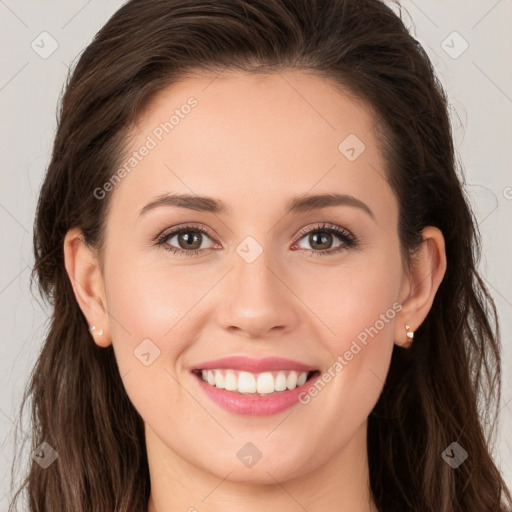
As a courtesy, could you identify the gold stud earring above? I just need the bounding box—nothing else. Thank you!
[404,324,414,348]
[89,325,103,336]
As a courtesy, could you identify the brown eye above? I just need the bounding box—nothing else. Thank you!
[306,230,335,250]
[174,230,203,250]
[293,223,357,256]
[156,225,216,255]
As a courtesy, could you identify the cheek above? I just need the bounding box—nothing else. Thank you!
[103,247,209,345]
[101,251,195,434]
[101,247,221,413]
[294,245,403,352]
[289,270,400,463]
[293,246,402,418]
[330,267,401,355]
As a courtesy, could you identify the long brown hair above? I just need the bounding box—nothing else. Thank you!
[8,0,511,510]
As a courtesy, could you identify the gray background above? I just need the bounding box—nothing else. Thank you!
[1,0,511,507]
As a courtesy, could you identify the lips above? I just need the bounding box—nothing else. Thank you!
[189,356,321,415]
[190,356,318,373]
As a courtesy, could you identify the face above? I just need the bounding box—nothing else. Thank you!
[98,70,408,484]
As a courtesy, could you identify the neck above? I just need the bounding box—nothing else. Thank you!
[146,421,376,512]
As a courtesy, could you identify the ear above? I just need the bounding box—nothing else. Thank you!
[63,227,112,347]
[395,226,447,348]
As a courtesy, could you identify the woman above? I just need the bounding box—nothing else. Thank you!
[9,0,511,510]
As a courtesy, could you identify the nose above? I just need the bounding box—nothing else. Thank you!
[216,248,300,339]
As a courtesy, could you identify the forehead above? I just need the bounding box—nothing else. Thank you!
[108,70,394,223]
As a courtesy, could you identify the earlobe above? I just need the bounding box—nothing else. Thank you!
[63,227,112,347]
[395,226,447,348]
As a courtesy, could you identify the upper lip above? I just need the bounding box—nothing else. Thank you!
[191,356,318,373]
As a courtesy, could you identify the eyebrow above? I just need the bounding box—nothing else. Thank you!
[137,192,375,220]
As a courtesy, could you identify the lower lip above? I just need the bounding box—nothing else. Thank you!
[193,372,320,416]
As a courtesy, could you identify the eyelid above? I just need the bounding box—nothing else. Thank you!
[293,222,355,244]
[155,222,217,243]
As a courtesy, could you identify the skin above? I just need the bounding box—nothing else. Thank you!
[64,70,446,512]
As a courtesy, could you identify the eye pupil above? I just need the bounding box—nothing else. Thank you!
[179,231,201,250]
[310,231,332,250]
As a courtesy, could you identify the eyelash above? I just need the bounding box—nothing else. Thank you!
[154,222,358,257]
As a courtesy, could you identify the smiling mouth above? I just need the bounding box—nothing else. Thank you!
[192,368,320,395]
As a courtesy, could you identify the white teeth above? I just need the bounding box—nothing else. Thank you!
[275,372,288,391]
[224,372,238,391]
[256,372,275,394]
[238,371,256,393]
[297,371,307,386]
[198,369,311,394]
[214,370,224,389]
[286,371,298,390]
